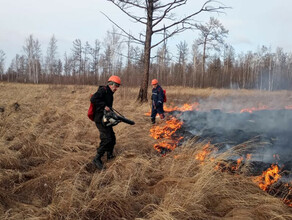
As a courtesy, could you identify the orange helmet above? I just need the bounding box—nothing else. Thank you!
[108,75,121,85]
[151,79,158,85]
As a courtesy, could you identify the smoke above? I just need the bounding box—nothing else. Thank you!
[177,108,292,167]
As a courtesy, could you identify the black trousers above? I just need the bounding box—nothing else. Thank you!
[95,122,116,156]
[151,103,164,122]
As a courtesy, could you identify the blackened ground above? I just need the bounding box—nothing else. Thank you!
[173,109,292,170]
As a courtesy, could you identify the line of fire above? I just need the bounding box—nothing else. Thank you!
[146,103,292,207]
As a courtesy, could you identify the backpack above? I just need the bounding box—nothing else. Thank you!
[88,94,95,121]
[163,89,166,102]
[88,86,107,121]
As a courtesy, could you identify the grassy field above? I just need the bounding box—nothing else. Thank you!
[1,82,292,220]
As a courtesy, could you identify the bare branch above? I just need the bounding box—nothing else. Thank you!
[101,12,144,45]
[153,0,187,27]
[106,0,147,24]
[151,25,192,49]
[153,1,228,35]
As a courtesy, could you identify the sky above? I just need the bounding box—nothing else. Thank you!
[0,0,292,68]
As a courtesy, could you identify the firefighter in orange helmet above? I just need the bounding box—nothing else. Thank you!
[90,75,121,170]
[151,79,165,124]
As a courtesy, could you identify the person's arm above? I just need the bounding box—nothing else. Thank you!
[90,87,106,112]
[157,87,164,106]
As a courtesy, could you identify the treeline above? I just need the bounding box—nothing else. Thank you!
[0,29,292,90]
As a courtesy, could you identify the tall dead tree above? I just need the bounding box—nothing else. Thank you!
[45,35,58,82]
[72,39,83,83]
[194,17,228,88]
[90,40,101,84]
[23,35,42,84]
[176,41,189,87]
[105,0,228,102]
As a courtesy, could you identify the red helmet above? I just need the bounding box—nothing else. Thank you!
[151,79,158,85]
[108,75,121,85]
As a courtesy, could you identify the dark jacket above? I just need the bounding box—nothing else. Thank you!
[90,85,113,123]
[151,85,164,108]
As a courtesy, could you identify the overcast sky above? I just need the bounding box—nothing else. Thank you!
[0,0,291,67]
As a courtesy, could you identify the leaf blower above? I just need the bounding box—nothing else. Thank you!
[102,107,135,127]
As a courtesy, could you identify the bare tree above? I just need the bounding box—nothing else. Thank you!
[45,35,58,80]
[125,39,144,86]
[84,41,92,81]
[194,17,228,87]
[23,35,42,83]
[156,36,171,86]
[223,44,234,88]
[176,41,189,86]
[104,26,123,76]
[105,0,228,102]
[71,39,83,83]
[0,50,5,80]
[63,52,72,77]
[191,42,202,87]
[89,40,101,83]
[56,59,63,81]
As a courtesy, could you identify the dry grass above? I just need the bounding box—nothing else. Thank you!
[1,82,292,220]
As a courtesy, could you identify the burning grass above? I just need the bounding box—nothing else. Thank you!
[1,82,292,219]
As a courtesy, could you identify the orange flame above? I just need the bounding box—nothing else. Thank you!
[283,199,292,207]
[195,142,215,163]
[231,156,244,170]
[246,154,252,160]
[240,104,269,113]
[145,102,200,116]
[164,102,199,112]
[154,138,183,153]
[150,116,184,154]
[150,116,183,140]
[253,164,281,191]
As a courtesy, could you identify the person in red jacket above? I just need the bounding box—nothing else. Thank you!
[151,79,165,124]
[90,75,121,170]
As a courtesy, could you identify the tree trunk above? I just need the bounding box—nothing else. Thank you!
[137,1,153,103]
[201,39,207,88]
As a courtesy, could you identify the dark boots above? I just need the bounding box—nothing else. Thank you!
[93,154,103,170]
[107,152,116,161]
[151,117,155,124]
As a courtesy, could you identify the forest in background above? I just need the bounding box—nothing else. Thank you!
[1,25,292,91]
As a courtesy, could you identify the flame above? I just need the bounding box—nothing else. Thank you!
[246,154,252,160]
[240,104,269,113]
[195,142,214,163]
[164,102,199,112]
[154,138,183,153]
[146,102,292,116]
[231,156,244,170]
[253,164,281,191]
[240,104,292,113]
[144,112,151,116]
[284,199,292,207]
[144,102,199,116]
[150,116,184,154]
[150,116,183,140]
[215,154,252,172]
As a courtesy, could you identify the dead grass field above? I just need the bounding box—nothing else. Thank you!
[1,82,292,220]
